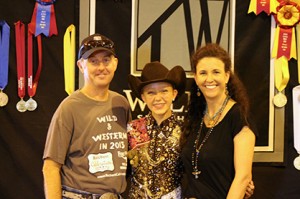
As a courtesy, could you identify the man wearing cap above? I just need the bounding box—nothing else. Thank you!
[42,33,131,199]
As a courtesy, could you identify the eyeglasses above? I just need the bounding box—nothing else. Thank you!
[78,37,115,59]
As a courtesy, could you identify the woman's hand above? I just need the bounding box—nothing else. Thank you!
[244,180,255,199]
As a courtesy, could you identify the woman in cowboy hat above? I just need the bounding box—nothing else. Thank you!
[126,61,186,199]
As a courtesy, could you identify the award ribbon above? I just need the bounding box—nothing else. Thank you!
[271,1,300,108]
[292,86,300,170]
[248,0,279,15]
[63,24,76,95]
[15,21,27,112]
[272,1,300,59]
[0,20,10,107]
[272,26,296,60]
[30,0,58,37]
[26,29,42,111]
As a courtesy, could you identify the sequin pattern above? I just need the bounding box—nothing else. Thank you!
[127,113,183,199]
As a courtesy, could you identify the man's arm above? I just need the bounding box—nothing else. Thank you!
[42,158,62,199]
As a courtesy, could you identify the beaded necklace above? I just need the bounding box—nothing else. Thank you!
[204,103,226,126]
[192,95,230,179]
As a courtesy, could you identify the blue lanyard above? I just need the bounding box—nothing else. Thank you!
[0,20,10,91]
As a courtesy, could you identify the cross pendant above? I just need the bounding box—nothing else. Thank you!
[192,170,201,179]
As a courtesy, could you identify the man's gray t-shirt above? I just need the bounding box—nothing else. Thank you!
[43,90,131,194]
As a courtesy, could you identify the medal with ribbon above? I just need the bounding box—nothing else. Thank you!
[15,21,43,112]
[15,21,27,112]
[273,57,289,107]
[63,24,76,95]
[30,0,58,37]
[26,28,42,111]
[0,20,10,107]
[272,0,300,107]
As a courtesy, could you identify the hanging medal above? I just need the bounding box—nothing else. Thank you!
[0,90,8,107]
[273,57,289,108]
[0,20,10,107]
[15,21,27,112]
[15,21,43,112]
[26,28,42,111]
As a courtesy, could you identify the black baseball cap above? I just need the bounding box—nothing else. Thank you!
[78,33,116,59]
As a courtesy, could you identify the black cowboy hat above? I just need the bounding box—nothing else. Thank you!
[128,61,186,100]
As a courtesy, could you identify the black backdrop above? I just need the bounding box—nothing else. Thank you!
[0,0,78,198]
[1,0,300,198]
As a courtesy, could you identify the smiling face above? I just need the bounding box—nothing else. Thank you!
[77,51,118,90]
[141,82,178,124]
[194,57,230,101]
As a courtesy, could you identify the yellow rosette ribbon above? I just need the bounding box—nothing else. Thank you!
[272,1,300,107]
[272,1,299,60]
[248,0,279,15]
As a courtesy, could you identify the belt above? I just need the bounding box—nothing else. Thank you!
[62,189,121,199]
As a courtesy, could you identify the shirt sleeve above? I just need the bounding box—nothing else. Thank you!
[43,100,74,164]
[229,104,251,138]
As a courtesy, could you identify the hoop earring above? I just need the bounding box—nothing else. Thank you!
[197,88,201,97]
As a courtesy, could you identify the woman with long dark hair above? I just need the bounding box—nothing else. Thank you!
[181,43,257,199]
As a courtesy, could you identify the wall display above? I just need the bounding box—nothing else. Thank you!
[248,0,299,108]
[247,0,300,163]
[0,0,79,198]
